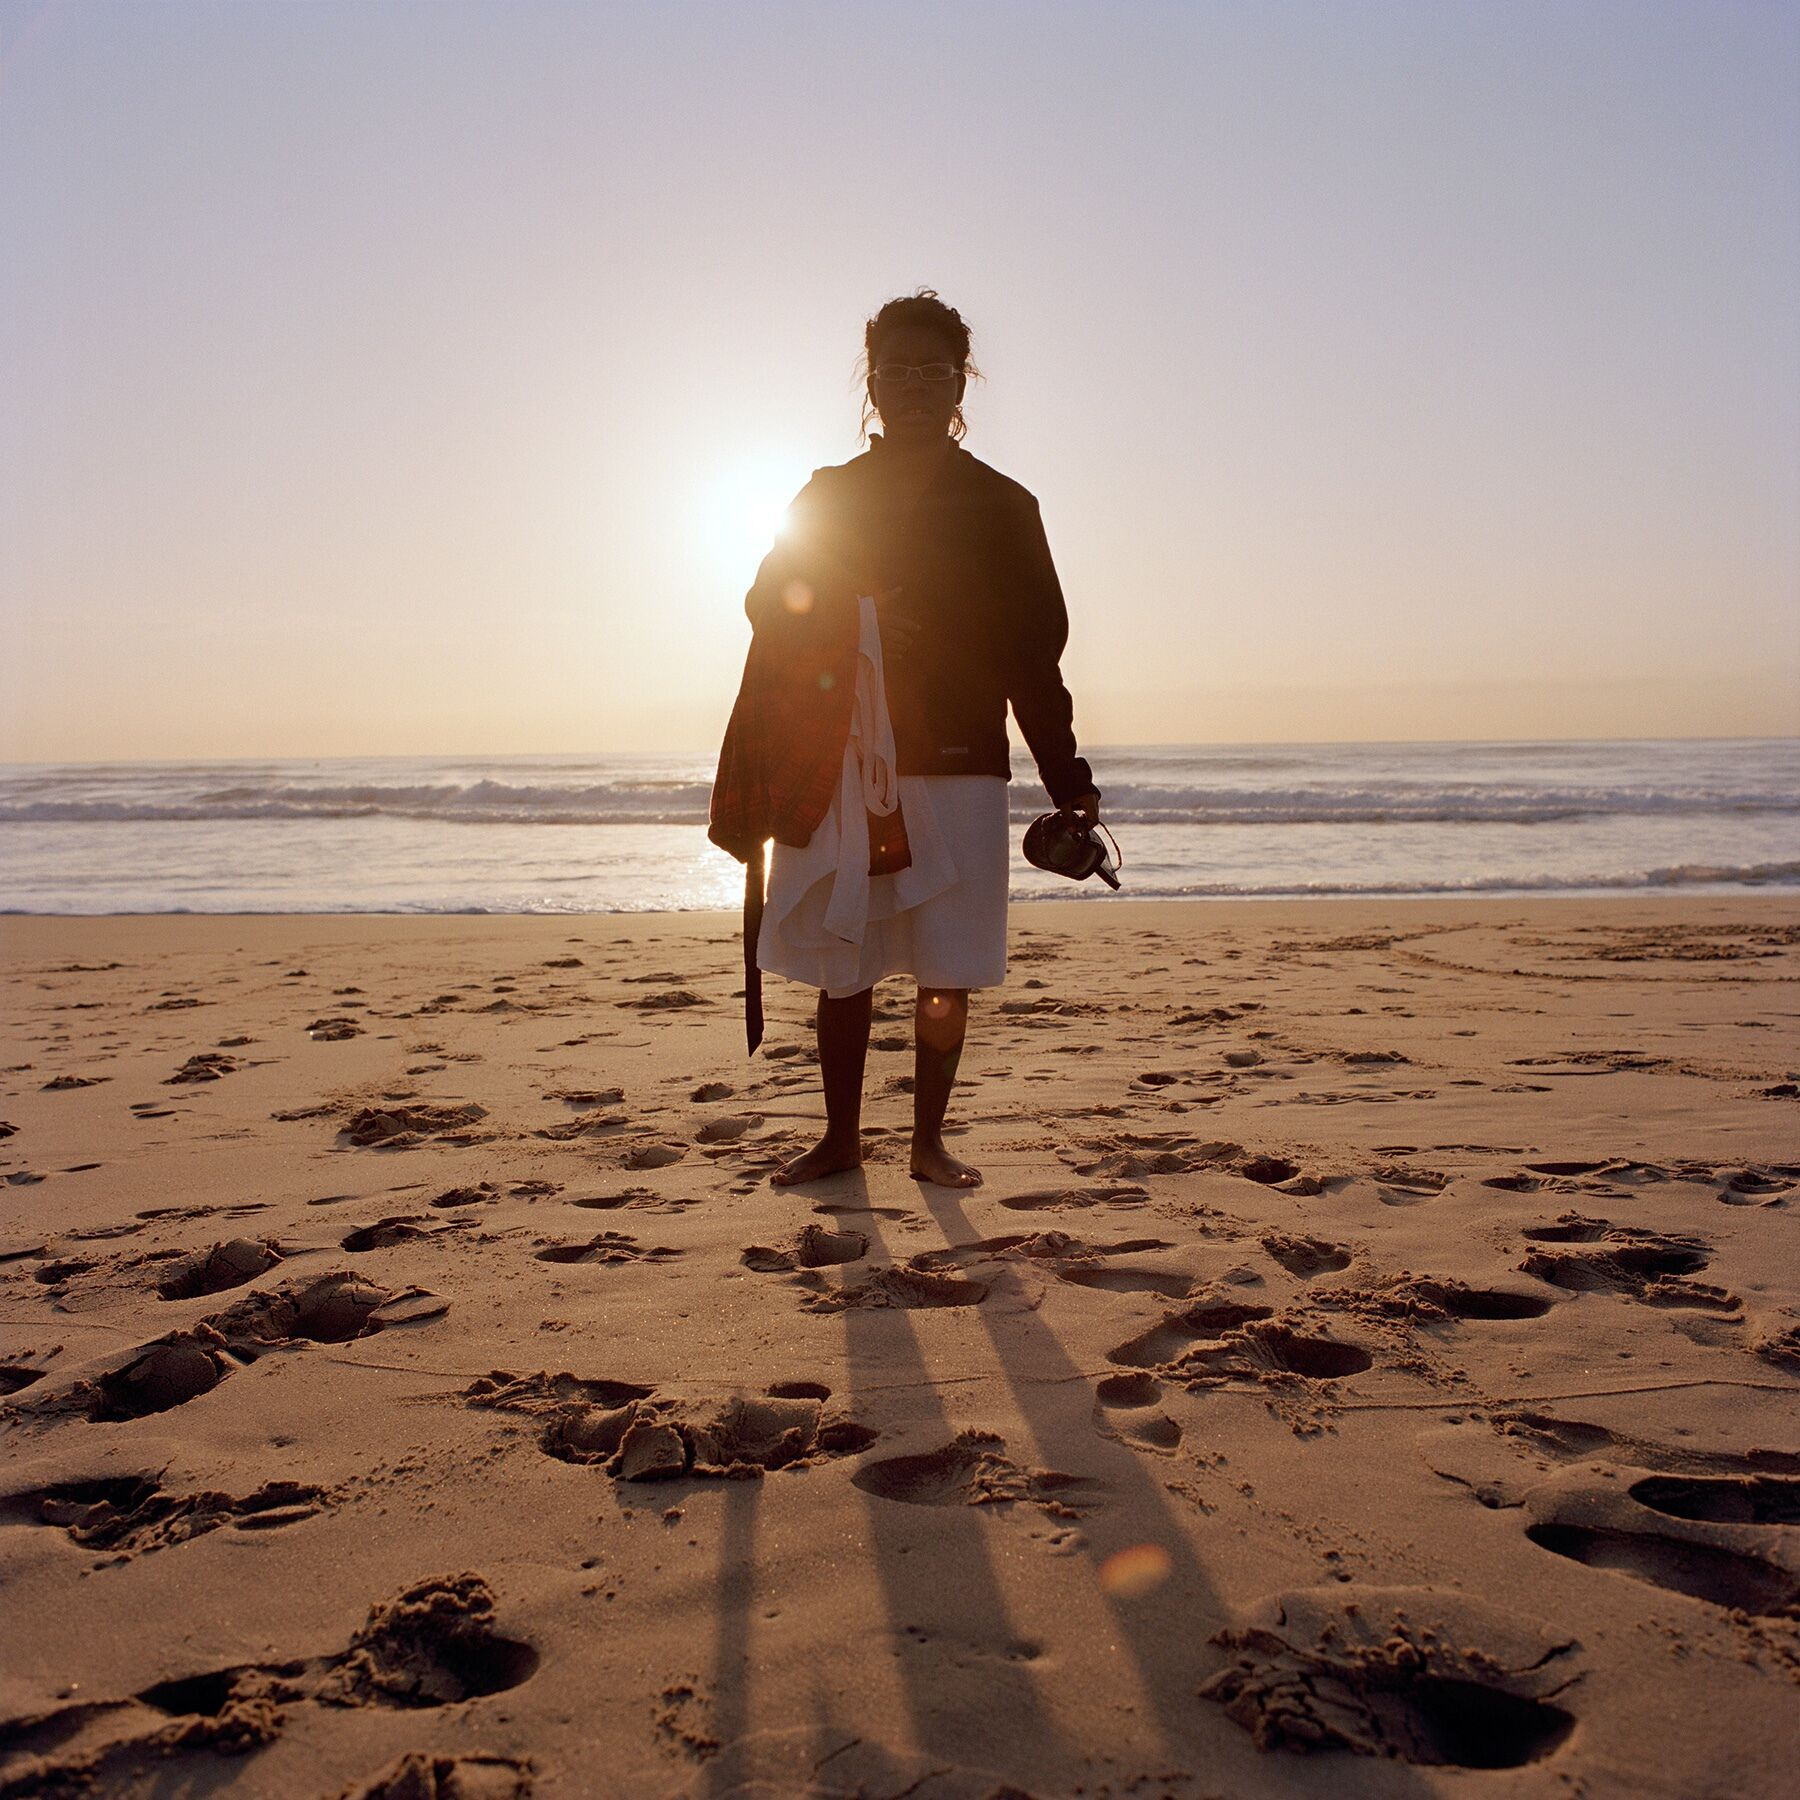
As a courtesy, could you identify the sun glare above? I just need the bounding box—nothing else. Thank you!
[695,451,810,588]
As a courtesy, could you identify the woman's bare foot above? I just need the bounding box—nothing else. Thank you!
[911,1133,982,1188]
[771,1132,863,1186]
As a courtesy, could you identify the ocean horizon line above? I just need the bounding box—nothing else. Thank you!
[2,730,1797,773]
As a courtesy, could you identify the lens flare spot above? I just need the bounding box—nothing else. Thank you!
[687,450,811,591]
[783,580,814,615]
[1098,1543,1172,1599]
[817,672,835,691]
[921,992,951,1018]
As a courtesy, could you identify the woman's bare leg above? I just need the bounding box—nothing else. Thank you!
[911,986,980,1187]
[771,986,872,1185]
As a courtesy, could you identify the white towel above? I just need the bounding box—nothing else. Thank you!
[758,595,959,997]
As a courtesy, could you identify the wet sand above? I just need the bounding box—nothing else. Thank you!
[1,897,1796,1797]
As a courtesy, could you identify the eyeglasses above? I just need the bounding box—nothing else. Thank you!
[873,362,961,386]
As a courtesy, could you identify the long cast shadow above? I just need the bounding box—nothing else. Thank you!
[703,1475,759,1796]
[914,1184,1226,1751]
[913,1180,1423,1794]
[828,1169,1069,1778]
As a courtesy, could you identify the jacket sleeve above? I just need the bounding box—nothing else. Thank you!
[1005,496,1096,808]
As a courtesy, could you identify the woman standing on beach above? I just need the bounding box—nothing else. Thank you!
[712,290,1099,1189]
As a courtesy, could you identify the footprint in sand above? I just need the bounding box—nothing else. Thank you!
[1092,1371,1183,1451]
[997,1183,1149,1213]
[852,1429,1100,1517]
[4,1575,537,1793]
[1627,1473,1800,1526]
[338,1753,534,1800]
[533,1111,628,1142]
[1261,1232,1352,1277]
[618,1141,686,1171]
[165,1051,240,1083]
[1369,1163,1450,1206]
[1523,1478,1800,1615]
[1108,1299,1375,1384]
[211,1273,450,1346]
[1318,1275,1555,1324]
[571,1184,697,1215]
[1718,1166,1796,1206]
[465,1372,875,1480]
[1494,1410,1800,1479]
[567,1186,656,1211]
[1484,1157,1671,1195]
[431,1182,498,1209]
[618,987,707,1012]
[695,1113,758,1144]
[741,1224,868,1272]
[139,1200,273,1228]
[341,1216,469,1252]
[17,1275,450,1422]
[1106,1297,1276,1367]
[84,1336,232,1419]
[534,1232,680,1266]
[1054,1259,1194,1297]
[340,1101,489,1149]
[0,1473,333,1555]
[1403,1279,1554,1321]
[1420,1413,1800,1517]
[546,1086,624,1109]
[908,1229,1190,1297]
[0,1350,61,1396]
[1188,1319,1375,1381]
[1201,1584,1577,1768]
[1518,1215,1609,1242]
[765,1378,832,1400]
[804,1264,990,1312]
[1517,1218,1737,1311]
[1239,1154,1302,1185]
[155,1238,283,1299]
[1067,1137,1241,1180]
[33,1256,100,1288]
[1752,1318,1800,1371]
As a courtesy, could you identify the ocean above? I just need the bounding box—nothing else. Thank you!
[0,739,1794,915]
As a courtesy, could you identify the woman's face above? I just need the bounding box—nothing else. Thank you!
[867,324,966,448]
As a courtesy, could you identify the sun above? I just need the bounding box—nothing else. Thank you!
[694,450,810,588]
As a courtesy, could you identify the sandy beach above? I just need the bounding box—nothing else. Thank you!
[1,895,1796,1798]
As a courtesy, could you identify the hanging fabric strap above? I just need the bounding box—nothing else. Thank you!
[742,840,766,1054]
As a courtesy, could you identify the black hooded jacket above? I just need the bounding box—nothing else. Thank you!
[744,436,1097,810]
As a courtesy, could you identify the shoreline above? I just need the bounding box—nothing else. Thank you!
[5,889,1798,931]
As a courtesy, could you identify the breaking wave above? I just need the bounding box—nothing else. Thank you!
[3,776,1794,829]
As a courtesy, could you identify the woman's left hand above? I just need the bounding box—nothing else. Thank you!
[1066,790,1101,825]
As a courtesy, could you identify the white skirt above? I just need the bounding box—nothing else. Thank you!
[757,598,1009,998]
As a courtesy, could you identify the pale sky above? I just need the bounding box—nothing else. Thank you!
[3,0,1797,763]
